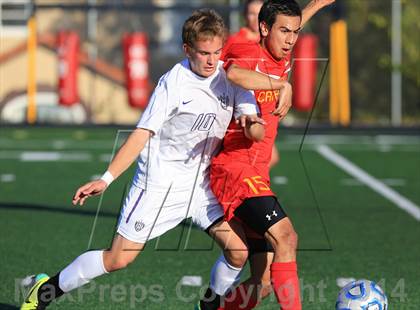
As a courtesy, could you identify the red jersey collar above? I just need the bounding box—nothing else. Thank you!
[260,44,289,65]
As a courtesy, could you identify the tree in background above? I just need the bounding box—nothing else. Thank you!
[344,0,419,123]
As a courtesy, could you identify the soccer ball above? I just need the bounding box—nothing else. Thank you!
[336,279,388,310]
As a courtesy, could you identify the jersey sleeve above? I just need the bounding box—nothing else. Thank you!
[233,85,259,119]
[220,36,235,62]
[222,42,259,71]
[136,75,177,134]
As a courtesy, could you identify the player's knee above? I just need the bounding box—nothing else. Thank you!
[271,228,298,252]
[224,249,248,268]
[289,230,298,250]
[285,229,298,251]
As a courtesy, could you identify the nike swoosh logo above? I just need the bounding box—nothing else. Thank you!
[182,100,193,105]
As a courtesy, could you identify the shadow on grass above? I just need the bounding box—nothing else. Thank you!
[0,202,200,230]
[0,303,19,310]
[0,202,117,218]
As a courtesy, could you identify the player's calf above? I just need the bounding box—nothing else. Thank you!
[233,197,302,309]
[265,218,298,262]
[103,234,145,271]
[103,251,137,272]
[208,219,249,268]
[222,249,248,269]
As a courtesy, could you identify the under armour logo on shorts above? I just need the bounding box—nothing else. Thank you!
[266,210,278,221]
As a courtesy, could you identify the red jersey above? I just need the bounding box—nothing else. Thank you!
[215,42,290,169]
[211,42,291,220]
[221,28,260,61]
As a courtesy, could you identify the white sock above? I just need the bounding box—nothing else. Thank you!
[209,253,242,295]
[58,250,108,293]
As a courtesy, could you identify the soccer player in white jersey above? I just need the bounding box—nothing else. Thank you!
[20,9,265,309]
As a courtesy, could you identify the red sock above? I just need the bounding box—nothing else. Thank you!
[221,284,258,310]
[271,262,301,310]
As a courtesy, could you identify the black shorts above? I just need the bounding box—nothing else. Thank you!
[234,196,287,236]
[206,216,274,255]
[246,236,274,256]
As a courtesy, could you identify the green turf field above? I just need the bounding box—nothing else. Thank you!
[1,127,419,309]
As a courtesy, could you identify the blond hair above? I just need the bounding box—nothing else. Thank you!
[182,9,227,47]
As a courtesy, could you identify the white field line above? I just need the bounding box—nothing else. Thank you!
[317,145,420,221]
[0,151,112,162]
[1,134,419,150]
[275,144,419,152]
[99,153,113,162]
[20,151,91,161]
[180,276,203,287]
[273,176,288,185]
[0,138,115,150]
[0,174,16,182]
[0,151,92,161]
[341,178,406,187]
[90,174,102,181]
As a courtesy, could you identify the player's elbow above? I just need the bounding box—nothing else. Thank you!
[226,65,241,85]
[250,131,265,142]
[253,129,265,142]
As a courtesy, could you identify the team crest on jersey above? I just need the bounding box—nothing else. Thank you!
[217,93,229,110]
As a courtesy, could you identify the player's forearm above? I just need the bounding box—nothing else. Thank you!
[227,65,288,90]
[245,123,265,142]
[107,128,151,179]
[301,0,334,27]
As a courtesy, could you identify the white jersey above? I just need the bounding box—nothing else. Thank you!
[132,59,258,192]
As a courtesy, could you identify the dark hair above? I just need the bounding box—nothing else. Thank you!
[258,0,302,36]
[182,9,227,47]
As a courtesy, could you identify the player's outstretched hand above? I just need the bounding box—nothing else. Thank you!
[313,0,335,7]
[272,81,292,120]
[72,180,108,206]
[236,114,266,128]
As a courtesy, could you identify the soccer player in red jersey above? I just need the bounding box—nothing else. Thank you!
[197,1,336,310]
[222,0,263,58]
[213,2,300,308]
[221,0,284,170]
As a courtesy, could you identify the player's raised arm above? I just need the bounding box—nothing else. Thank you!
[301,0,335,27]
[226,64,289,91]
[72,128,152,206]
[271,81,293,119]
[228,63,293,120]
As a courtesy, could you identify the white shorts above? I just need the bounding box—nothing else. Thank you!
[117,184,223,243]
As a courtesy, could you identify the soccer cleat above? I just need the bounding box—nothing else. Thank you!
[21,274,50,310]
